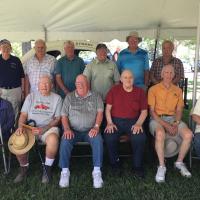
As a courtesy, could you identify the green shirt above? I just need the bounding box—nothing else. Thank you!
[83,58,120,101]
[55,55,85,98]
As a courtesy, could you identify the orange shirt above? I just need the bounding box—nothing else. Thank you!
[148,82,184,115]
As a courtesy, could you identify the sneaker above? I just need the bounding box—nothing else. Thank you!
[59,171,70,188]
[41,165,52,184]
[174,162,192,178]
[92,171,103,189]
[14,166,28,183]
[155,166,166,183]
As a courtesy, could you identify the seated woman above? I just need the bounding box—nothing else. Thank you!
[0,89,15,141]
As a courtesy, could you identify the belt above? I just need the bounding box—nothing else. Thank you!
[0,86,17,89]
[158,114,173,117]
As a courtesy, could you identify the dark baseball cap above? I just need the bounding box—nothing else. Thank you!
[0,39,11,46]
[96,43,108,51]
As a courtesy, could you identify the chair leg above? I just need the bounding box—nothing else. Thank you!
[1,145,8,174]
[7,152,12,174]
[34,142,49,182]
[0,126,9,174]
[189,146,192,169]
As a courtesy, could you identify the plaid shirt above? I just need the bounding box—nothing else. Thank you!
[150,56,184,83]
[24,54,56,93]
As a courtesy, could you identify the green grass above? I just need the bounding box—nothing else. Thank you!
[0,147,200,200]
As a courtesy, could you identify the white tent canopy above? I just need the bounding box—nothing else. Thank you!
[0,0,199,42]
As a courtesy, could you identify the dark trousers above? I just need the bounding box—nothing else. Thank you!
[104,117,146,169]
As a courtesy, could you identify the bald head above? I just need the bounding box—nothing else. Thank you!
[120,70,134,90]
[121,70,134,79]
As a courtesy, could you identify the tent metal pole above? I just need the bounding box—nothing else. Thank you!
[43,25,47,42]
[192,3,200,106]
[153,24,161,60]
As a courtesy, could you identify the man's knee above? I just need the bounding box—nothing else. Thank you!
[181,128,193,142]
[131,132,146,144]
[90,134,103,144]
[46,133,59,147]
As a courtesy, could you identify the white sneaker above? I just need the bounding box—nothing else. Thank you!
[174,162,192,178]
[155,166,166,183]
[59,171,70,188]
[92,171,103,188]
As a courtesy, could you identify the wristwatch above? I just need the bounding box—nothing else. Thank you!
[94,124,99,128]
[174,120,180,125]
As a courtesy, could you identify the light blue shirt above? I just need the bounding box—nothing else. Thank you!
[117,47,149,88]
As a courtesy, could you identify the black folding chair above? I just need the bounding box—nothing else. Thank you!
[0,125,11,174]
[26,120,49,182]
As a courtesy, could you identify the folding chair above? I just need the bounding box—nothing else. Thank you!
[0,125,11,174]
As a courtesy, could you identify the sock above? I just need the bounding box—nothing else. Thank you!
[62,168,69,173]
[45,157,54,166]
[175,161,183,164]
[20,163,29,167]
[93,166,101,173]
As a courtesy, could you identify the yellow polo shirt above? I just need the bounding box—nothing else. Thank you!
[148,82,184,115]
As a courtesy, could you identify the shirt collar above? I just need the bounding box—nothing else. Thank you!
[75,90,92,98]
[65,55,76,61]
[126,47,140,54]
[95,58,109,64]
[160,81,175,91]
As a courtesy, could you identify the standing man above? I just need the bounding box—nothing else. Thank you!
[84,43,120,102]
[117,31,149,90]
[0,39,25,119]
[55,40,85,98]
[150,40,184,85]
[148,65,192,183]
[104,70,147,178]
[59,75,104,188]
[24,39,56,96]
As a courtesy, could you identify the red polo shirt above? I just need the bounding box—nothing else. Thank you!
[106,84,147,119]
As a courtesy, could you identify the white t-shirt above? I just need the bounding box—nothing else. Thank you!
[21,92,62,127]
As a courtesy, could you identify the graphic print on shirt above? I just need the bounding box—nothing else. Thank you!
[32,99,53,116]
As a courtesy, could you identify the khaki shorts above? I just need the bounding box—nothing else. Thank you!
[149,116,187,136]
[37,127,59,144]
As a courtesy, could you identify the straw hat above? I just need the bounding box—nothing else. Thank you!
[164,133,182,158]
[126,31,142,43]
[8,125,35,155]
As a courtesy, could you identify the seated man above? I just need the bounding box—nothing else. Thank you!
[104,70,147,178]
[13,75,62,184]
[59,75,104,188]
[0,89,15,141]
[148,64,192,183]
[191,97,200,158]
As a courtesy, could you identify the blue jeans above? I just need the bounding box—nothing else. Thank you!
[194,133,200,158]
[59,130,103,168]
[104,117,146,170]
